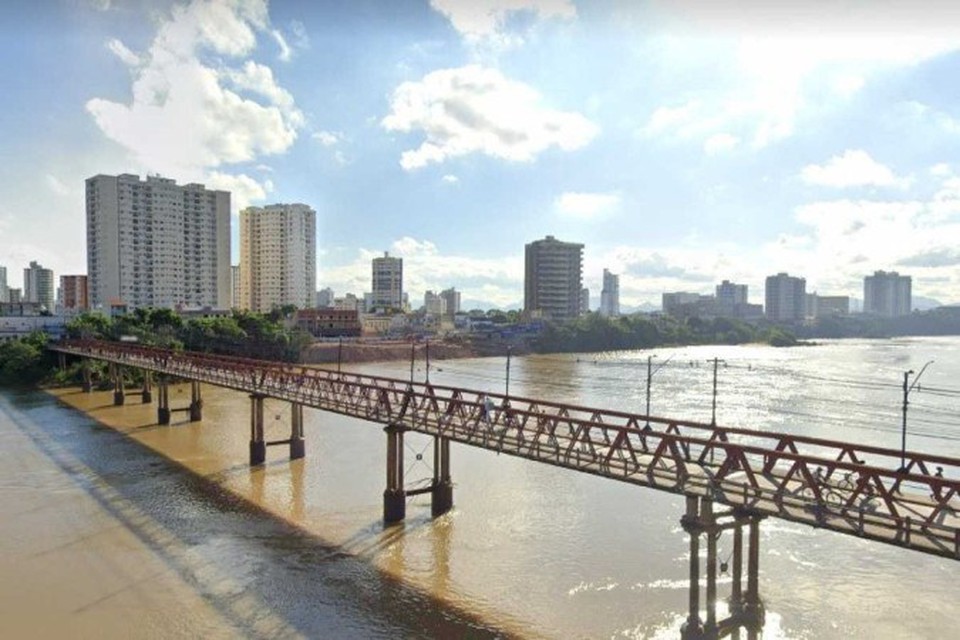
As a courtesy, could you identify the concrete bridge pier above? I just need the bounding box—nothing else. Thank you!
[431,435,453,517]
[157,377,171,425]
[112,364,125,406]
[141,370,153,404]
[680,498,766,640]
[289,402,305,460]
[81,360,92,393]
[383,423,407,524]
[189,380,202,421]
[250,394,266,465]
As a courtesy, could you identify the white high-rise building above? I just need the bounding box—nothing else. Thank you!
[317,287,334,308]
[524,235,584,321]
[863,270,911,317]
[440,287,461,316]
[231,265,241,309]
[371,252,403,311]
[424,290,446,315]
[0,265,8,303]
[86,174,230,309]
[239,203,317,313]
[600,268,620,317]
[765,273,806,322]
[23,260,54,311]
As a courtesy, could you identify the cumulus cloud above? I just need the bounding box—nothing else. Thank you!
[382,65,598,169]
[898,248,960,268]
[106,38,141,66]
[312,130,341,147]
[703,132,739,155]
[205,171,273,212]
[554,191,620,218]
[800,150,911,189]
[640,8,960,151]
[430,0,576,47]
[442,174,460,184]
[86,0,301,195]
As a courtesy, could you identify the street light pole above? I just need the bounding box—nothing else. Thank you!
[645,355,655,429]
[425,339,430,384]
[900,360,934,472]
[505,346,512,396]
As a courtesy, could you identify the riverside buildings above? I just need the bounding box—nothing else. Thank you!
[239,204,317,313]
[85,174,230,309]
[440,287,461,317]
[371,252,403,312]
[59,275,89,313]
[600,269,620,317]
[23,261,54,311]
[765,273,806,322]
[863,270,912,317]
[524,235,584,321]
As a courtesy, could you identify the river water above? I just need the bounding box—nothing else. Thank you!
[1,337,958,638]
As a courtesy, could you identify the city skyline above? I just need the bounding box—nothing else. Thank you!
[3,1,960,308]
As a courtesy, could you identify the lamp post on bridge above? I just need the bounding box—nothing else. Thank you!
[900,360,934,473]
[710,357,726,427]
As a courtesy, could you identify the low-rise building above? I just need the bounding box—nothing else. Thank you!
[294,309,361,337]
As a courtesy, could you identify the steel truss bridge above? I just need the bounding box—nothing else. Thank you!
[50,340,960,640]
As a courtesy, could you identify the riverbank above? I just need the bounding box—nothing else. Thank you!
[301,339,502,364]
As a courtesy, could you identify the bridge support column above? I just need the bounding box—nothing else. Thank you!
[81,360,92,393]
[680,496,705,640]
[189,380,202,421]
[383,423,407,524]
[112,364,125,406]
[431,435,453,517]
[141,370,153,404]
[743,514,765,635]
[250,394,266,466]
[157,377,171,425]
[289,402,305,460]
[705,500,718,635]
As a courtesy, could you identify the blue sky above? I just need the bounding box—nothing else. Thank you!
[2,0,960,310]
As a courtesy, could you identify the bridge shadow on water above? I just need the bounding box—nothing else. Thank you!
[5,389,513,639]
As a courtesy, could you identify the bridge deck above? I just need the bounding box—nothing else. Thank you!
[51,341,960,560]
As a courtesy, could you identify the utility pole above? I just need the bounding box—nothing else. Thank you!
[409,340,415,384]
[900,360,934,472]
[645,354,674,429]
[505,346,512,396]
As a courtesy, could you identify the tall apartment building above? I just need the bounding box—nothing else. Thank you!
[580,287,590,314]
[424,290,445,315]
[317,287,334,308]
[863,270,912,317]
[440,287,461,316]
[716,280,747,307]
[60,275,89,312]
[765,273,806,322]
[239,204,317,313]
[600,268,620,317]
[23,261,54,311]
[524,235,584,321]
[371,252,403,311]
[231,265,241,309]
[0,266,8,303]
[86,174,230,309]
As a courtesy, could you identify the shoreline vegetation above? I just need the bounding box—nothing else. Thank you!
[2,305,959,388]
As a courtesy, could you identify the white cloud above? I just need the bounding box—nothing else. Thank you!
[86,0,301,182]
[382,65,598,170]
[555,191,620,218]
[312,130,341,147]
[800,150,910,189]
[106,38,141,66]
[205,171,273,213]
[430,0,576,47]
[45,174,71,197]
[441,174,460,184]
[641,9,960,151]
[270,29,292,61]
[703,132,739,155]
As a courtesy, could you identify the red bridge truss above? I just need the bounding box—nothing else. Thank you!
[52,340,960,561]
